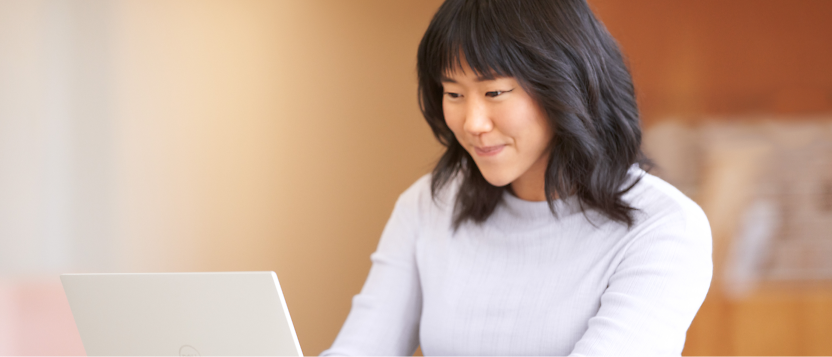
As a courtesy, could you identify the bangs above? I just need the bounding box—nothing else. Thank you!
[422,0,523,81]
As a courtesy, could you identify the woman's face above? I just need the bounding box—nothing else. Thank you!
[442,62,554,199]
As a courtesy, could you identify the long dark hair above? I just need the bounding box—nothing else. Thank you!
[417,0,650,229]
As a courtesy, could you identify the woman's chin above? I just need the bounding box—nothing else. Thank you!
[479,172,514,188]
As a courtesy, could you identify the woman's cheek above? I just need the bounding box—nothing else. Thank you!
[443,106,464,136]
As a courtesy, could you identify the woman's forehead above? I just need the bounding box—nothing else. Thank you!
[441,61,503,83]
[439,49,509,81]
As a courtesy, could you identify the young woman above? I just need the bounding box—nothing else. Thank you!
[323,0,712,355]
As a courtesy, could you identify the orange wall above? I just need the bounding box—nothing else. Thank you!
[591,0,832,124]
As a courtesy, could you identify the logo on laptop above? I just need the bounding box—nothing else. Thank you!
[179,345,200,356]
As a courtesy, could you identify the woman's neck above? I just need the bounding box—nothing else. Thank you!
[509,153,551,202]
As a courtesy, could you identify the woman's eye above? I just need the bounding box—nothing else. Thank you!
[444,92,461,99]
[486,88,514,98]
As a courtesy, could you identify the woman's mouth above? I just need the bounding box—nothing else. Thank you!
[473,145,505,157]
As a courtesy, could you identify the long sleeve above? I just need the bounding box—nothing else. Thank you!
[321,189,423,356]
[570,203,713,356]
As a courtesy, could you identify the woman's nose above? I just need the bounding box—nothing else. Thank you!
[463,100,493,135]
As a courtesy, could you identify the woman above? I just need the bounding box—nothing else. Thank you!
[323,0,712,355]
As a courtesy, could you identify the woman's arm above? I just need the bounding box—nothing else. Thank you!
[570,205,713,356]
[321,184,425,356]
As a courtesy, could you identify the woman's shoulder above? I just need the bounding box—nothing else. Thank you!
[624,168,710,235]
[394,173,457,217]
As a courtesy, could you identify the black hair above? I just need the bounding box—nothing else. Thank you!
[417,0,651,229]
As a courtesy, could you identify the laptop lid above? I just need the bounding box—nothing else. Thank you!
[61,271,303,356]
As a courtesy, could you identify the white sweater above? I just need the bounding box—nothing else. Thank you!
[322,168,712,356]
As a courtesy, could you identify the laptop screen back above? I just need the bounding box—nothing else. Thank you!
[61,272,303,356]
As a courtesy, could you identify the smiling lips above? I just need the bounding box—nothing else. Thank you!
[473,144,506,157]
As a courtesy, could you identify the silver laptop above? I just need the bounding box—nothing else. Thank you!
[61,271,303,356]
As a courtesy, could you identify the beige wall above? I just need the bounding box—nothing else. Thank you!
[111,0,444,354]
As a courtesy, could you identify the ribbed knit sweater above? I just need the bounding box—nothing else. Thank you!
[322,168,712,356]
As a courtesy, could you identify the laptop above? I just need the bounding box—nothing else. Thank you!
[61,271,303,356]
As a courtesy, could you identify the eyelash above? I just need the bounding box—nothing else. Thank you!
[486,89,514,97]
[444,88,514,99]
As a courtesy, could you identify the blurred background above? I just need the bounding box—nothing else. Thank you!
[0,0,830,355]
